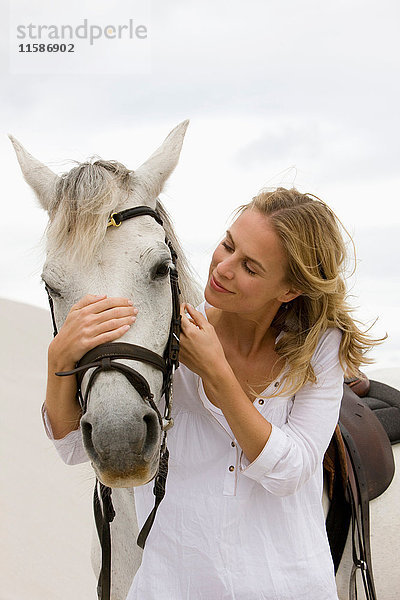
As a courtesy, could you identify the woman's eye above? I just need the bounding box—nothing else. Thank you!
[243,262,257,276]
[221,241,233,252]
[221,242,256,275]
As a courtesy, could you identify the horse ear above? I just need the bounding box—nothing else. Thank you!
[8,135,60,213]
[132,120,190,208]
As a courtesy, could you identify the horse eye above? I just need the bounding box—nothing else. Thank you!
[43,281,62,298]
[153,262,170,279]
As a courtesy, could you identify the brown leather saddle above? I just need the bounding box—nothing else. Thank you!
[324,374,399,600]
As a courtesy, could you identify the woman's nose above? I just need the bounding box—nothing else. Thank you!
[216,259,234,280]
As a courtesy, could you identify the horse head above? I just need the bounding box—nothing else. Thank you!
[10,121,197,489]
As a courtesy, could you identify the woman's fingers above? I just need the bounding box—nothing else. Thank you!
[86,305,136,327]
[92,322,133,345]
[77,296,134,315]
[71,294,133,313]
[72,294,107,310]
[92,313,137,336]
[90,297,134,314]
[78,298,138,345]
[180,303,207,330]
[71,296,137,328]
[55,295,139,363]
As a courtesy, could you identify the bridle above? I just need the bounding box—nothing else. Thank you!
[45,205,181,600]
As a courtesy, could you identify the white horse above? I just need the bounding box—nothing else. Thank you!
[10,123,400,600]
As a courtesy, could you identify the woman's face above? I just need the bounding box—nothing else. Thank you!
[205,209,299,317]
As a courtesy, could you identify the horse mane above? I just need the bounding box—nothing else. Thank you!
[46,158,203,305]
[155,200,203,305]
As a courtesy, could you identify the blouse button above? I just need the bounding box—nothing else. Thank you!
[231,441,236,447]
[229,465,235,472]
[274,381,280,388]
[258,399,264,405]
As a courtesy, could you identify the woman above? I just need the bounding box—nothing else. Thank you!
[43,187,378,599]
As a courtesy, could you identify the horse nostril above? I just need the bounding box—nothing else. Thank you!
[80,409,160,464]
[81,418,96,457]
[143,410,160,449]
[81,418,92,440]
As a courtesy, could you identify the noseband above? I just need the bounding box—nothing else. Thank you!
[45,206,181,600]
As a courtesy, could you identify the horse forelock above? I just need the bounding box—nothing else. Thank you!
[44,158,203,305]
[46,158,133,264]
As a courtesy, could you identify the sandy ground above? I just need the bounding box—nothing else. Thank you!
[1,297,399,600]
[0,298,97,600]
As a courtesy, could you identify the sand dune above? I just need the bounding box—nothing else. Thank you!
[1,297,399,600]
[0,298,96,600]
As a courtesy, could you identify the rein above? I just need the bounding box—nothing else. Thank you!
[45,206,181,600]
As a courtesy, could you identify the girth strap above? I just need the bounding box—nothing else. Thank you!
[340,422,377,600]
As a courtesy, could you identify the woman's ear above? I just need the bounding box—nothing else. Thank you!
[278,288,302,303]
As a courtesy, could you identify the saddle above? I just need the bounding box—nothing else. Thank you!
[324,374,399,600]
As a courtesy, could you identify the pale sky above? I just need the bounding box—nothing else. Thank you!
[1,0,399,369]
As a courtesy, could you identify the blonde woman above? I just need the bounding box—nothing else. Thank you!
[44,187,378,599]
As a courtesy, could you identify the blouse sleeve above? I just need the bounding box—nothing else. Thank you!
[41,404,89,465]
[240,327,344,496]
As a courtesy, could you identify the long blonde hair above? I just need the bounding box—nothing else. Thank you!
[236,187,385,398]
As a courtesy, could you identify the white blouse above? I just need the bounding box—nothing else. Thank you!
[43,301,344,600]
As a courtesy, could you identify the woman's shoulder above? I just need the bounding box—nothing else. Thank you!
[315,326,343,353]
[311,326,343,374]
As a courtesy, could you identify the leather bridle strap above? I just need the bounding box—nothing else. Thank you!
[76,342,167,375]
[93,482,115,600]
[107,206,164,228]
[45,283,58,338]
[56,342,167,415]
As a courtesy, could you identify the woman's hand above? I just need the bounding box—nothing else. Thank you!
[179,303,228,379]
[49,294,138,369]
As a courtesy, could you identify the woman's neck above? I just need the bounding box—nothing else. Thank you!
[206,305,279,359]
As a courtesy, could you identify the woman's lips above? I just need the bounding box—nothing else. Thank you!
[210,274,232,293]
